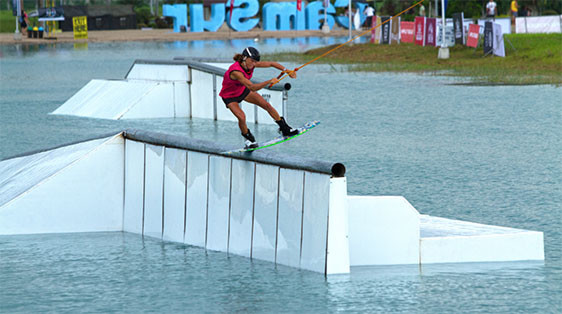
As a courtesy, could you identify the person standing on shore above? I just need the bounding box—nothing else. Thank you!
[486,0,497,19]
[511,0,518,25]
[219,47,299,148]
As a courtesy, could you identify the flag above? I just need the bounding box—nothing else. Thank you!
[297,0,302,11]
[229,0,235,24]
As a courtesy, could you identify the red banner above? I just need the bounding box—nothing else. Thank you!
[414,16,425,46]
[466,23,480,48]
[425,18,436,46]
[297,0,302,11]
[400,21,414,43]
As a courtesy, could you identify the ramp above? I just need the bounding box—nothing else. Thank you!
[52,59,289,124]
[0,135,124,235]
[0,130,545,274]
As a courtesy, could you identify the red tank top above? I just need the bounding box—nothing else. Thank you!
[219,62,254,98]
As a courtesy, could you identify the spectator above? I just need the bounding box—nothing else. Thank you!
[364,5,375,29]
[19,10,29,36]
[486,0,497,19]
[511,0,518,25]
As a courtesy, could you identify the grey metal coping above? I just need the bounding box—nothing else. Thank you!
[124,129,345,177]
[126,58,288,91]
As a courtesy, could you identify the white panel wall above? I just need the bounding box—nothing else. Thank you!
[0,136,124,235]
[190,70,215,120]
[215,75,238,123]
[123,140,145,234]
[185,151,208,247]
[126,64,190,81]
[301,172,330,273]
[276,169,304,268]
[228,159,255,258]
[162,148,187,243]
[174,82,191,118]
[206,156,231,251]
[143,144,164,239]
[256,90,283,124]
[347,196,420,266]
[252,164,279,262]
[326,177,350,274]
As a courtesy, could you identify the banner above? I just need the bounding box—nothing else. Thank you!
[414,16,425,46]
[478,18,511,34]
[425,18,436,46]
[390,16,400,44]
[381,16,390,44]
[436,25,454,47]
[516,15,562,34]
[483,21,493,55]
[400,21,414,43]
[492,23,505,57]
[374,16,382,43]
[452,12,463,44]
[38,7,64,19]
[370,15,376,43]
[466,23,480,48]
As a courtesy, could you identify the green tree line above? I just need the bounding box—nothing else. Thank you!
[380,0,561,18]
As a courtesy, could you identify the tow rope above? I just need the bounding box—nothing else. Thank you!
[270,0,425,87]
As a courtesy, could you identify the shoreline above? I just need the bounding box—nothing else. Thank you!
[0,28,360,45]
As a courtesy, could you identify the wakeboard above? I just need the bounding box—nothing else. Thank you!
[222,120,320,154]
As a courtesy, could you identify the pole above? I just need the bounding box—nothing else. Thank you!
[348,0,352,40]
[438,0,449,59]
[14,0,21,40]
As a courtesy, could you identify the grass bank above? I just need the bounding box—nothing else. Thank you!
[271,33,562,85]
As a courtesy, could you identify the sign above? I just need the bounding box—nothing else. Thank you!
[390,16,400,44]
[370,15,377,43]
[400,21,414,43]
[374,16,382,43]
[492,23,505,57]
[466,24,480,48]
[436,25,455,47]
[483,21,493,55]
[452,13,464,44]
[414,16,425,46]
[73,16,88,39]
[164,0,368,32]
[381,16,390,44]
[516,15,562,34]
[425,18,436,46]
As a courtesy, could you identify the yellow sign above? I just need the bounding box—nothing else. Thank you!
[72,16,88,40]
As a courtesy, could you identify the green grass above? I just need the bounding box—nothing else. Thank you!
[270,33,562,85]
[0,10,17,33]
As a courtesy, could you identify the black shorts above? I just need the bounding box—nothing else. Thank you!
[221,87,250,108]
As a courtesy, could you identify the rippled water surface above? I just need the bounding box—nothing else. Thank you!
[1,39,561,312]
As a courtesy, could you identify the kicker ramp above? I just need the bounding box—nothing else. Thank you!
[0,132,544,274]
[52,59,289,123]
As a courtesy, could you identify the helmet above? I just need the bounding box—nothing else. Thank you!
[242,47,260,61]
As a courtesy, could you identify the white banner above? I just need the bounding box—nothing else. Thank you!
[516,15,562,34]
[492,23,505,57]
[478,17,511,34]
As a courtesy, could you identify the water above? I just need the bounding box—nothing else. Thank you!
[1,39,561,312]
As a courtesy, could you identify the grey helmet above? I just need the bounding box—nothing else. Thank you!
[242,47,260,61]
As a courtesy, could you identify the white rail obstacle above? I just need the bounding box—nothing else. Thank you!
[51,59,289,124]
[0,131,544,274]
